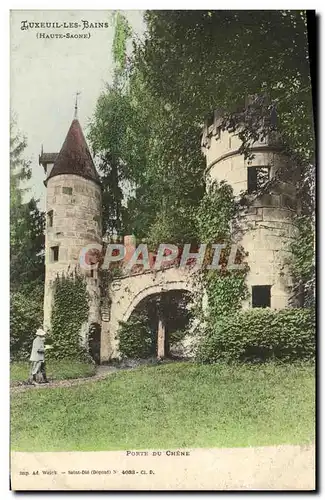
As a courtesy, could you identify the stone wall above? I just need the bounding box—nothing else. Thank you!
[240,204,296,309]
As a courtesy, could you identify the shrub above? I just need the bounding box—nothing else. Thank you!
[196,307,315,363]
[10,284,43,361]
[169,329,188,345]
[117,313,155,359]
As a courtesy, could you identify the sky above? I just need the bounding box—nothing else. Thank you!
[10,10,145,210]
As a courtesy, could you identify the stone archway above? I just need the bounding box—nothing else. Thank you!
[127,287,193,359]
[100,267,195,362]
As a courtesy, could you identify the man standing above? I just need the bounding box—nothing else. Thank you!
[29,328,50,384]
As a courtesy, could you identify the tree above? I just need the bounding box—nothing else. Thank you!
[10,121,45,290]
[10,121,46,359]
[138,11,314,166]
[88,13,134,236]
[89,13,205,245]
[90,10,315,287]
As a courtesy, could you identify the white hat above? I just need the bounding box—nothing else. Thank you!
[36,328,46,336]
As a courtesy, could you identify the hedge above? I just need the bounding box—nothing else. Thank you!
[196,307,315,363]
[10,285,43,361]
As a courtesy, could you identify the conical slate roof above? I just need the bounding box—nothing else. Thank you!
[45,119,100,185]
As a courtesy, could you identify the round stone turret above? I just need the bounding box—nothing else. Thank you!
[201,110,298,309]
[43,118,102,330]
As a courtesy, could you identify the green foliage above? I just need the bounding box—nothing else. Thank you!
[112,12,132,72]
[169,329,188,345]
[89,14,205,243]
[10,198,45,289]
[10,121,45,290]
[132,10,314,241]
[147,206,197,249]
[89,12,315,337]
[89,89,131,235]
[289,215,315,306]
[196,180,236,243]
[88,13,133,235]
[10,359,96,383]
[10,283,44,361]
[10,120,45,361]
[117,313,155,359]
[117,290,193,359]
[91,11,314,249]
[140,11,314,167]
[195,179,249,323]
[49,273,90,361]
[204,269,249,320]
[197,308,315,363]
[10,121,31,207]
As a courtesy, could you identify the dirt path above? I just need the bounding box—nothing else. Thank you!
[10,359,173,394]
[10,365,124,393]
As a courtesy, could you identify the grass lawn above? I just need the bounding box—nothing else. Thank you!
[10,362,315,452]
[10,359,96,383]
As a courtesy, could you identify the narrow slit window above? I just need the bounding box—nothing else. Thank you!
[47,210,53,228]
[252,285,271,308]
[62,186,73,195]
[50,246,59,262]
[247,167,270,193]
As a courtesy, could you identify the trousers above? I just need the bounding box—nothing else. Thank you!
[30,361,47,380]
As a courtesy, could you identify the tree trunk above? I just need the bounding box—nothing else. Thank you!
[157,317,166,359]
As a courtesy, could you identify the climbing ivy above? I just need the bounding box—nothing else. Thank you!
[196,180,236,244]
[112,12,132,73]
[204,269,249,321]
[48,272,90,361]
[195,180,249,326]
[117,312,155,359]
[288,214,315,307]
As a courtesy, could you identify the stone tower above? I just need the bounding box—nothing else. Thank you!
[201,110,297,309]
[40,116,102,332]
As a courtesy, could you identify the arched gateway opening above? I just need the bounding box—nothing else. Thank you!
[124,289,193,360]
[101,267,196,362]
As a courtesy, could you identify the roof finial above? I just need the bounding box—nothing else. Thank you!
[74,91,81,119]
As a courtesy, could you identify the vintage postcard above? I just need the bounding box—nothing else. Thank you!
[10,9,316,491]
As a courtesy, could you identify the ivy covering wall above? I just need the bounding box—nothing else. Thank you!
[289,215,315,307]
[195,180,249,327]
[48,272,90,361]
